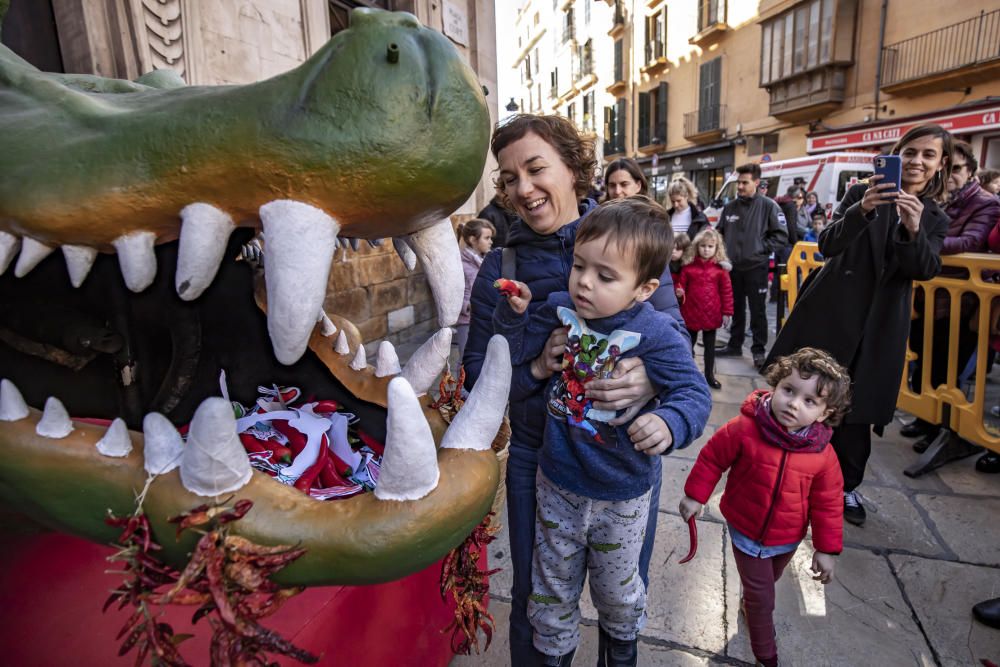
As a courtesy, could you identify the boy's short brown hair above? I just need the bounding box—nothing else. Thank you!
[763,347,852,425]
[575,195,673,286]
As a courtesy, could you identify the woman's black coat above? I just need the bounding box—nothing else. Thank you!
[766,184,948,426]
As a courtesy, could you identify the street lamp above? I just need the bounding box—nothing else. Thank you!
[505,97,519,113]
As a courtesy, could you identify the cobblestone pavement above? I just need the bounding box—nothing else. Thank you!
[449,320,1000,667]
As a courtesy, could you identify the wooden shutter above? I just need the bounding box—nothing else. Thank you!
[656,82,668,144]
[638,91,650,147]
[615,98,626,153]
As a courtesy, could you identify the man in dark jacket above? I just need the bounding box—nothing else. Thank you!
[716,163,788,368]
[476,193,518,248]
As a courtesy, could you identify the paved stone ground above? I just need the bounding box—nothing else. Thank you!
[448,314,1000,667]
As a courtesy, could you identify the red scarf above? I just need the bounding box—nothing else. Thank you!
[750,390,832,453]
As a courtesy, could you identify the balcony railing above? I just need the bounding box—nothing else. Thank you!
[683,105,725,141]
[881,9,1000,92]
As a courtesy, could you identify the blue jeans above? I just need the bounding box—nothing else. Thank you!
[505,442,662,665]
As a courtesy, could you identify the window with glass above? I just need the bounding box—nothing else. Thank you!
[760,0,837,85]
[638,82,668,147]
[604,100,626,155]
[645,9,667,63]
[613,39,624,83]
[562,7,575,44]
[582,91,595,133]
[697,0,726,32]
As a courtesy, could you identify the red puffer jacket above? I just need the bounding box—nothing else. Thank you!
[683,393,844,554]
[677,257,733,331]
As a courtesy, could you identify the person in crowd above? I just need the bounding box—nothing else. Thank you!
[766,124,951,526]
[716,163,788,369]
[978,168,1000,196]
[455,218,495,364]
[804,211,826,242]
[476,192,518,248]
[678,228,733,389]
[804,190,823,217]
[670,232,691,291]
[666,176,708,239]
[462,114,686,666]
[604,157,648,200]
[681,347,850,667]
[903,140,1000,452]
[493,197,710,667]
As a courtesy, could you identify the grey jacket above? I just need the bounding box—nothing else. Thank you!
[717,195,788,270]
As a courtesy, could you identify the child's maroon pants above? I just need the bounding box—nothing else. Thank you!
[731,545,797,665]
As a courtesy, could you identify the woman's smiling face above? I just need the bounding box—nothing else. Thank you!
[899,135,945,194]
[497,131,579,236]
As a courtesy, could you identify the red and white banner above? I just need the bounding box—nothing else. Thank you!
[807,105,1000,153]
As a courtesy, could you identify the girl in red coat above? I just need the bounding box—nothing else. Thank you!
[680,348,851,667]
[677,229,733,389]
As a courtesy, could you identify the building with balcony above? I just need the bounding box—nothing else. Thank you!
[503,0,1000,206]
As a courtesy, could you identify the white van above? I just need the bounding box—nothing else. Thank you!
[704,152,876,226]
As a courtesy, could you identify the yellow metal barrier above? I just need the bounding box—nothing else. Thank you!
[780,242,1000,454]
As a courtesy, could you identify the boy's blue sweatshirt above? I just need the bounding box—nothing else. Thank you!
[494,292,711,501]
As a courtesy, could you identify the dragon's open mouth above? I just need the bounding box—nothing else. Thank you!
[0,8,507,586]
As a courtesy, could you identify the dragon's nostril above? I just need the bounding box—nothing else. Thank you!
[387,43,399,63]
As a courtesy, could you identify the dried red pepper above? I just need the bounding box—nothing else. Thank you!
[493,278,520,297]
[679,516,698,564]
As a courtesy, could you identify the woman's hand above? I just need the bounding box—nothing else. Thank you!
[587,357,656,425]
[860,174,899,213]
[810,552,837,584]
[530,326,568,380]
[895,190,924,239]
[722,315,732,328]
[502,280,532,315]
[628,413,673,455]
[678,495,703,522]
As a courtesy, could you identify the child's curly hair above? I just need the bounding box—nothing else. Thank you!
[683,228,729,266]
[763,347,852,426]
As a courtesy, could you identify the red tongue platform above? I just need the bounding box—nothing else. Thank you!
[0,532,488,666]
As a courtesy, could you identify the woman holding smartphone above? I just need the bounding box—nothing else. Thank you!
[765,124,952,526]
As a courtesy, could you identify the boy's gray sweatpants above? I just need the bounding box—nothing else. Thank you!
[528,470,651,657]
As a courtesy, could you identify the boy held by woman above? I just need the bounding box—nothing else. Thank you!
[493,196,711,666]
[681,347,851,667]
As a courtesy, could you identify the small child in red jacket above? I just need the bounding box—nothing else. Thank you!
[680,347,850,667]
[677,229,733,389]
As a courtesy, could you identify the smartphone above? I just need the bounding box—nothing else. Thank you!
[873,155,902,193]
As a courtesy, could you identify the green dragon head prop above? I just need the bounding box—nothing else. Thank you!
[0,8,509,586]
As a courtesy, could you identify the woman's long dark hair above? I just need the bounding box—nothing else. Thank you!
[890,124,953,202]
[603,158,649,196]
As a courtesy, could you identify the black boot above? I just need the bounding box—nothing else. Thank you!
[598,626,638,667]
[973,597,1000,629]
[540,647,576,666]
[706,376,722,389]
[976,451,1000,473]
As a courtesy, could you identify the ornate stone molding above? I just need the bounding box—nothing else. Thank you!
[140,0,185,76]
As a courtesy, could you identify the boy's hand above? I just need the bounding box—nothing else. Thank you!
[679,495,703,522]
[811,552,837,584]
[628,413,673,455]
[497,279,532,314]
[530,326,569,380]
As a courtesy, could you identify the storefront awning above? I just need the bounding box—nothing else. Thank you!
[807,100,1000,153]
[636,141,734,173]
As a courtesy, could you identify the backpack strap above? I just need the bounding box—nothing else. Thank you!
[502,246,517,281]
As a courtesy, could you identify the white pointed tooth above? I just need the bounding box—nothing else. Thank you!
[14,237,54,277]
[259,200,340,365]
[319,311,337,337]
[180,397,251,496]
[175,203,235,300]
[36,397,73,438]
[0,379,29,421]
[143,412,185,475]
[348,237,360,251]
[408,220,463,327]
[443,336,511,451]
[0,231,19,275]
[392,237,417,271]
[375,340,401,377]
[374,377,439,501]
[400,328,452,396]
[349,345,368,371]
[95,418,133,457]
[112,230,157,292]
[62,245,98,288]
[335,330,350,355]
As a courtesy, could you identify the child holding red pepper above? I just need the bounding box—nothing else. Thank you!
[679,347,851,667]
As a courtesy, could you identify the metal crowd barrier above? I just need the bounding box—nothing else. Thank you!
[779,242,1000,474]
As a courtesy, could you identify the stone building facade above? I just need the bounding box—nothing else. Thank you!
[2,0,499,350]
